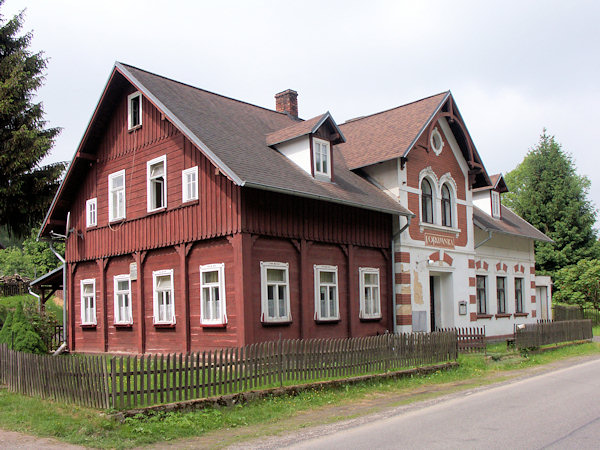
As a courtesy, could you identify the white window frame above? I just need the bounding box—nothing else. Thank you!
[359,267,381,319]
[200,263,227,325]
[127,91,142,130]
[314,265,339,321]
[260,261,291,323]
[182,166,199,203]
[86,198,97,228]
[80,278,97,326]
[108,170,126,222]
[152,269,176,325]
[113,274,132,325]
[430,127,445,155]
[147,155,167,212]
[491,190,501,218]
[312,137,331,178]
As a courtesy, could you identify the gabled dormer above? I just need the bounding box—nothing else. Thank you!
[472,173,508,219]
[267,100,345,182]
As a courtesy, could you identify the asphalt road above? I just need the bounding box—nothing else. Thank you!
[285,358,600,449]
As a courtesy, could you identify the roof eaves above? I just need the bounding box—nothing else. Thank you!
[401,91,451,158]
[115,62,244,186]
[243,181,413,217]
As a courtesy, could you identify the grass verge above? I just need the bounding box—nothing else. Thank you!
[0,342,599,449]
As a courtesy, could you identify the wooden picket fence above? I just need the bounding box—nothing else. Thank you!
[0,344,110,408]
[437,327,486,353]
[515,320,593,350]
[0,331,458,410]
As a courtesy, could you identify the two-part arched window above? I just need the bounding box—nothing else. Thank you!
[420,176,454,228]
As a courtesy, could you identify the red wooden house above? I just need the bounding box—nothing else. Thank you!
[40,63,410,354]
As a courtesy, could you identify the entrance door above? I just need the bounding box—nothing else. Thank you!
[430,276,436,331]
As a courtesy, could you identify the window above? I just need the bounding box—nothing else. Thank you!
[441,184,452,227]
[80,279,96,325]
[147,155,167,212]
[515,278,524,313]
[430,128,444,155]
[314,265,339,321]
[108,170,126,221]
[359,268,381,319]
[113,275,132,325]
[182,166,198,203]
[491,190,501,218]
[200,263,226,325]
[421,178,434,223]
[476,275,487,315]
[86,198,97,227]
[313,138,331,177]
[152,269,175,325]
[497,276,506,314]
[260,262,291,323]
[128,92,142,130]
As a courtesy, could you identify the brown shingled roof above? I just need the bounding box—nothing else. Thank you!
[338,92,449,170]
[473,205,552,242]
[266,112,345,146]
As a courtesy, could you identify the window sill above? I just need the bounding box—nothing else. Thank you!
[109,218,126,225]
[514,312,529,318]
[147,206,167,216]
[476,314,493,320]
[359,316,382,322]
[201,323,227,328]
[419,222,461,236]
[128,124,142,133]
[114,323,133,328]
[80,324,97,329]
[315,318,341,324]
[261,320,292,327]
[182,198,199,207]
[495,313,511,319]
[153,323,176,329]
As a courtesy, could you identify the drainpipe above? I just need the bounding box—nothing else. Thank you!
[475,230,493,249]
[49,242,67,345]
[28,288,41,308]
[392,215,412,334]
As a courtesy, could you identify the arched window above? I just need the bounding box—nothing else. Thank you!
[421,179,433,223]
[441,183,452,227]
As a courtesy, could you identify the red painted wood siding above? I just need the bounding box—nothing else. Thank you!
[241,189,391,249]
[66,90,241,263]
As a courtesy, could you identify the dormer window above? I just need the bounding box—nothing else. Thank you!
[313,138,331,178]
[128,92,142,130]
[491,190,501,218]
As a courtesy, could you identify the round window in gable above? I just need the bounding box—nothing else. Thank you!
[430,128,444,155]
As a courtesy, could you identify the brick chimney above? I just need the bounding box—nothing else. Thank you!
[275,89,298,118]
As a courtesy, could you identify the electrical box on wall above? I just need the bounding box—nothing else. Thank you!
[458,301,467,315]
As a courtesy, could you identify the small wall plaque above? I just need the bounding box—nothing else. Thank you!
[459,301,467,315]
[129,262,138,281]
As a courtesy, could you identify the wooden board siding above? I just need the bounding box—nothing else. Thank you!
[241,188,391,249]
[65,91,241,263]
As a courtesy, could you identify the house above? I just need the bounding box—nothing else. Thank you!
[39,63,551,353]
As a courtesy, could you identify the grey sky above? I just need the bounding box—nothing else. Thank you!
[6,0,600,225]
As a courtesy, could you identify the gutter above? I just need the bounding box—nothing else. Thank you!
[47,242,67,345]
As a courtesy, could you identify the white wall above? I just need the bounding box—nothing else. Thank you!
[473,190,492,216]
[275,136,311,175]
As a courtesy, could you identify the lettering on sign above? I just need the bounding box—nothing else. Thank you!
[424,231,455,249]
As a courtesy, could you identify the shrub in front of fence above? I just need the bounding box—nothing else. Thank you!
[515,320,593,350]
[0,331,458,410]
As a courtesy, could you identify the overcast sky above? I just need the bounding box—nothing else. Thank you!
[5,0,600,226]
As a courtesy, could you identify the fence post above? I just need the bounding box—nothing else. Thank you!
[278,334,283,388]
[110,357,116,409]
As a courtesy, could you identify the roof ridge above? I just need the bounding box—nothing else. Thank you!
[117,62,297,119]
[340,90,450,126]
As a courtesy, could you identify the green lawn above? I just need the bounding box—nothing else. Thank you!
[0,342,599,449]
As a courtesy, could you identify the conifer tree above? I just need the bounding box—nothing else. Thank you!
[504,131,599,275]
[0,3,64,238]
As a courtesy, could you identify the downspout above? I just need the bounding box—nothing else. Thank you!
[28,288,41,308]
[49,242,67,345]
[392,215,412,334]
[475,230,493,249]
